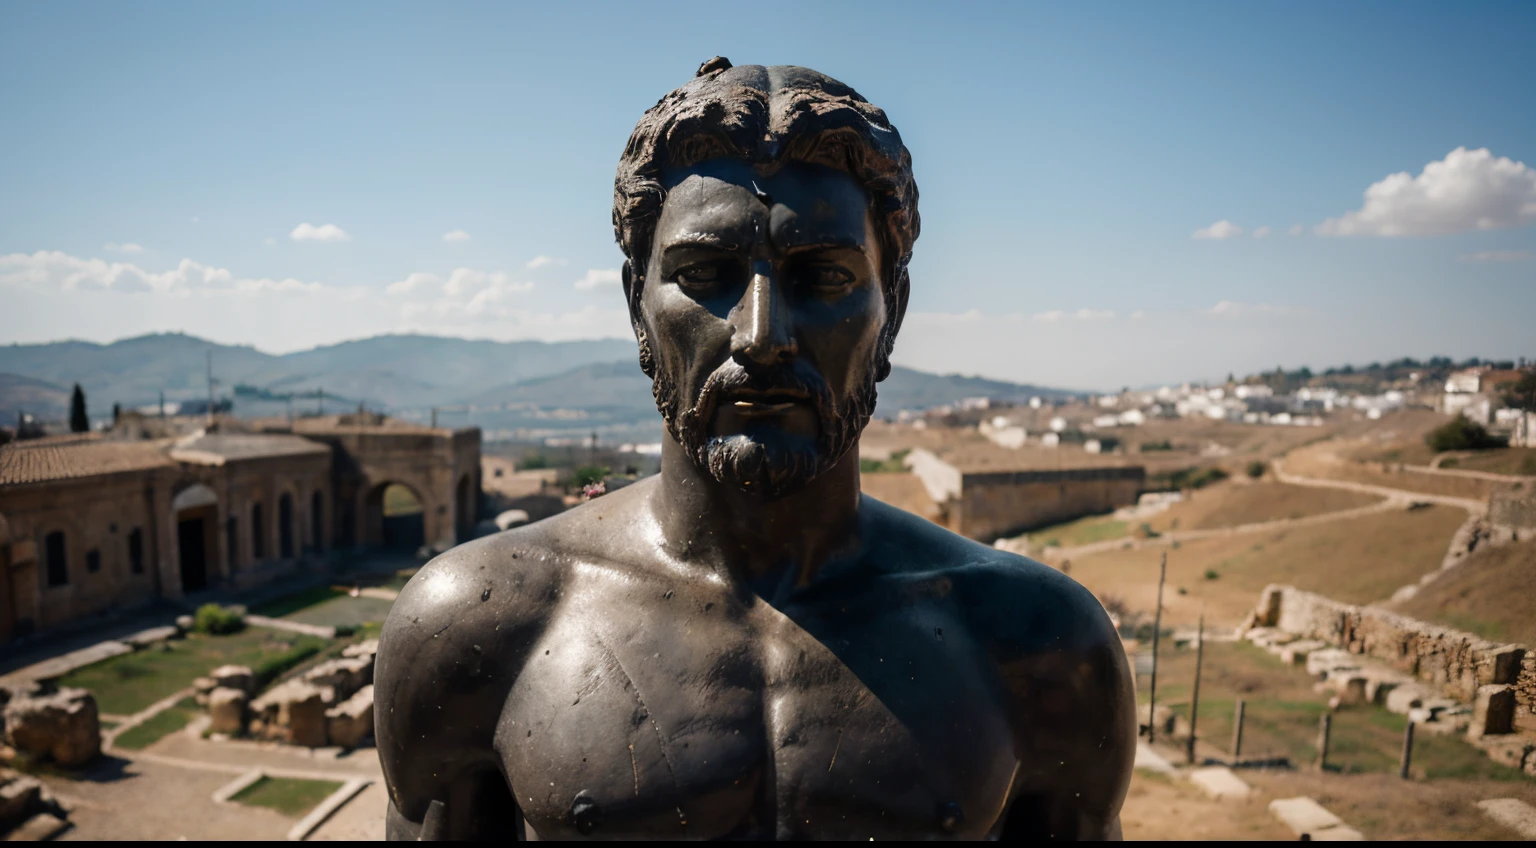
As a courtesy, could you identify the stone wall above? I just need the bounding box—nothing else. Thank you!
[1489,487,1536,531]
[952,467,1145,542]
[1252,584,1532,714]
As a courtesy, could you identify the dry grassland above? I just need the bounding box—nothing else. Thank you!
[1284,441,1502,501]
[1065,505,1467,628]
[1119,769,1291,840]
[1146,481,1382,533]
[1392,536,1536,648]
[1136,641,1536,840]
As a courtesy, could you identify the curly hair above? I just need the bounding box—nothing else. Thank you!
[613,59,920,381]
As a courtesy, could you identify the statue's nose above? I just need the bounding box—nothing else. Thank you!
[731,267,797,366]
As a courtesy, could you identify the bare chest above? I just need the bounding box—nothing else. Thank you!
[496,582,1019,840]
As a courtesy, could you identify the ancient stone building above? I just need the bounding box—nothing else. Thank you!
[904,444,1145,541]
[0,417,480,643]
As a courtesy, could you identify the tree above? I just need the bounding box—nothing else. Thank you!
[112,402,122,424]
[69,383,89,433]
[1501,371,1536,413]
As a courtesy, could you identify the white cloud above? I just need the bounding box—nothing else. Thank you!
[103,242,144,254]
[526,255,567,269]
[1130,309,1146,320]
[0,250,631,354]
[1074,308,1115,320]
[1289,224,1303,236]
[1032,310,1065,323]
[1460,250,1531,262]
[263,237,277,247]
[1204,300,1300,317]
[1029,308,1116,323]
[1252,226,1271,239]
[1316,147,1536,237]
[1193,220,1243,240]
[289,222,351,242]
[0,250,318,295]
[573,268,622,289]
[442,230,471,243]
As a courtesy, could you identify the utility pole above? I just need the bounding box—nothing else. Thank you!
[1186,612,1205,765]
[1148,551,1167,744]
[159,390,165,420]
[206,350,215,427]
[317,387,324,416]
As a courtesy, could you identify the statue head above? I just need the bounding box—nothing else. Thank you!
[614,59,920,497]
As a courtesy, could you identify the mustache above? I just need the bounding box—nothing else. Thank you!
[687,359,831,424]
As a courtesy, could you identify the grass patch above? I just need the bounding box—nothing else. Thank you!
[1136,640,1533,782]
[251,586,345,618]
[113,697,199,751]
[59,630,328,715]
[1027,514,1128,549]
[230,775,343,818]
[1395,536,1536,648]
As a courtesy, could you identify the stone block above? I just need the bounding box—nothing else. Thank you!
[1306,648,1357,678]
[1475,737,1533,771]
[1309,826,1364,841]
[2,688,100,768]
[325,685,374,749]
[1385,683,1432,715]
[341,639,379,660]
[1488,646,1525,686]
[9,811,69,841]
[1189,766,1250,800]
[1281,640,1327,665]
[1469,684,1516,739]
[123,626,179,649]
[251,681,329,747]
[1476,798,1536,839]
[1333,675,1369,706]
[209,665,255,695]
[1269,797,1345,838]
[0,771,43,827]
[301,656,373,701]
[1364,676,1403,705]
[207,688,248,736]
[175,614,194,632]
[192,676,217,695]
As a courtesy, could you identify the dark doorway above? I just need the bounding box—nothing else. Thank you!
[455,474,473,542]
[311,490,324,553]
[252,503,265,560]
[178,516,208,592]
[279,493,294,559]
[377,483,425,551]
[45,531,67,587]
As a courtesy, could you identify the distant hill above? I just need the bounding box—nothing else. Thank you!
[0,373,70,422]
[0,332,1080,435]
[0,332,637,415]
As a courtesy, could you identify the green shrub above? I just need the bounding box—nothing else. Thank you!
[1246,460,1267,479]
[574,466,609,488]
[1163,466,1229,490]
[1140,440,1174,452]
[253,643,321,687]
[1425,417,1502,451]
[1204,568,1220,580]
[193,604,244,635]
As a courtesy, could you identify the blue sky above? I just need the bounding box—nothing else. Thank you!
[2,0,1533,390]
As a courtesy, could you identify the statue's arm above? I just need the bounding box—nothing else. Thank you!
[969,558,1137,840]
[375,539,555,840]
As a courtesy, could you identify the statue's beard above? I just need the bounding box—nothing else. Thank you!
[653,358,877,499]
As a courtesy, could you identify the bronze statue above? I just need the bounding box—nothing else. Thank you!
[377,59,1134,840]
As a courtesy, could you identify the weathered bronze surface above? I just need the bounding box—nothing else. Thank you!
[377,59,1134,840]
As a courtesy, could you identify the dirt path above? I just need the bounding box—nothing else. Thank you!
[1271,453,1486,514]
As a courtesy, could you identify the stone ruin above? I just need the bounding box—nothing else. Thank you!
[198,639,378,750]
[1240,584,1535,777]
[0,681,97,839]
[0,681,100,769]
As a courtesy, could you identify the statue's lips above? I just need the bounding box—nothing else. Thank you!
[720,387,811,416]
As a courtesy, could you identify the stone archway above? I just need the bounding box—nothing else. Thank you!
[364,482,426,552]
[171,483,218,593]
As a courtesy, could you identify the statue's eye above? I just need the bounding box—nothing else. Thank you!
[806,265,854,292]
[675,264,721,288]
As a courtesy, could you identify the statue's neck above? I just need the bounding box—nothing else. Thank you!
[651,428,863,601]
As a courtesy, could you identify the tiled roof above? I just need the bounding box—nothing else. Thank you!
[0,439,175,485]
[168,433,330,466]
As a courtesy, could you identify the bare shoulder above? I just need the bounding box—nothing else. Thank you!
[862,494,1119,651]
